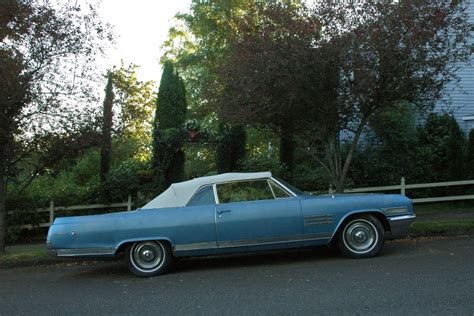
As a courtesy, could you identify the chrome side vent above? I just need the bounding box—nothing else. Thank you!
[383,207,408,216]
[304,214,333,227]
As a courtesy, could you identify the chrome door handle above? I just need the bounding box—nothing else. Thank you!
[217,209,231,215]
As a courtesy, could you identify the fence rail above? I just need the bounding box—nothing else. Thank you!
[7,178,474,230]
[332,178,474,204]
[7,195,133,230]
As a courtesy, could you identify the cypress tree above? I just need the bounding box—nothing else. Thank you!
[152,62,187,188]
[100,72,114,184]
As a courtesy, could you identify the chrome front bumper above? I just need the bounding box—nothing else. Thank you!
[388,214,416,238]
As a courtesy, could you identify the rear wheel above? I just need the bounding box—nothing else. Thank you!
[337,214,384,259]
[125,240,172,277]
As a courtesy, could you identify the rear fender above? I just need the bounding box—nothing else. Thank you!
[115,237,174,254]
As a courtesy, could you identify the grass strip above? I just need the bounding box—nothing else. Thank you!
[410,220,474,235]
[0,244,48,263]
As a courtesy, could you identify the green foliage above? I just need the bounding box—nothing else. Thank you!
[152,62,188,188]
[216,125,247,173]
[213,1,471,191]
[351,111,468,189]
[102,159,147,202]
[6,210,42,244]
[417,113,466,181]
[446,119,466,180]
[152,128,186,189]
[185,146,216,179]
[467,129,474,178]
[154,62,187,130]
[100,72,114,184]
[112,62,156,160]
[350,103,419,186]
[0,0,113,254]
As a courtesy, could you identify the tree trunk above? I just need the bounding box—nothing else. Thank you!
[326,116,369,193]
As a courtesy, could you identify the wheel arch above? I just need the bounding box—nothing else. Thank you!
[114,237,174,255]
[330,209,390,242]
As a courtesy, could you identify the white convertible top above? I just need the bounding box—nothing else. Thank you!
[142,171,272,209]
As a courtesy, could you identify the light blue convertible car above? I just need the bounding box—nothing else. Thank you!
[47,172,415,277]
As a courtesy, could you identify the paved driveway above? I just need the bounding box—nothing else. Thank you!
[0,237,473,315]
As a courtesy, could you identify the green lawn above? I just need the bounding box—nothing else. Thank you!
[410,220,474,235]
[0,244,48,263]
[414,201,474,215]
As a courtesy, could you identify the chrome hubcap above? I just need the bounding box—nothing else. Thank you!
[344,220,377,253]
[131,241,163,271]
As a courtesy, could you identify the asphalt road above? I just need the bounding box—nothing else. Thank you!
[0,237,473,315]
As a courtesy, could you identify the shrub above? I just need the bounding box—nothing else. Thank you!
[467,129,474,179]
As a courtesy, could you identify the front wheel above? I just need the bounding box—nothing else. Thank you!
[337,215,384,259]
[125,240,172,277]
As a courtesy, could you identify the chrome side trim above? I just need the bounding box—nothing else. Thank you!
[55,248,116,257]
[383,207,408,216]
[173,241,218,252]
[172,233,332,252]
[304,215,333,227]
[218,233,331,248]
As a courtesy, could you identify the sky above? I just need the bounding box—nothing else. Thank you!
[98,0,192,84]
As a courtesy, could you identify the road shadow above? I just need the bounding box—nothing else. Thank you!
[174,245,341,274]
[72,241,407,279]
[74,245,341,279]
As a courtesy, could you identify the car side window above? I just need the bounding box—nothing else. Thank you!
[187,185,215,206]
[217,180,275,203]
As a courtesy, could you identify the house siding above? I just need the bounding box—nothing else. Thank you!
[434,0,474,134]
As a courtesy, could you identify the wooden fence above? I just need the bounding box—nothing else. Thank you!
[326,177,474,204]
[7,195,133,230]
[7,178,474,230]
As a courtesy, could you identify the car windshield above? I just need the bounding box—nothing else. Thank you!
[273,177,306,196]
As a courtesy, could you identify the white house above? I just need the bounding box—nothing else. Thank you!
[434,0,474,134]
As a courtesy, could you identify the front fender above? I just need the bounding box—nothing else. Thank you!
[330,209,386,241]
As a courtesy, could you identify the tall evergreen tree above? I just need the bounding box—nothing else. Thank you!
[100,72,114,184]
[152,62,187,189]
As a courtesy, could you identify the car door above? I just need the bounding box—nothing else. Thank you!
[215,179,302,248]
[171,185,218,252]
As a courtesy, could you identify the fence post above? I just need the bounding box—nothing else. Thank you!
[49,199,54,225]
[328,184,334,195]
[127,195,132,211]
[400,177,406,196]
